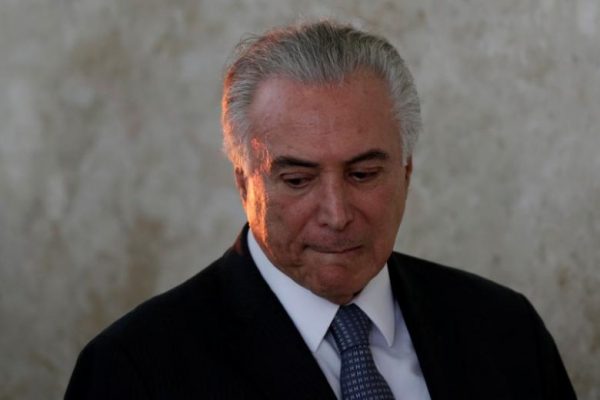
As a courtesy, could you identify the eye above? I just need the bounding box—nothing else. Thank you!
[281,174,313,189]
[348,169,380,182]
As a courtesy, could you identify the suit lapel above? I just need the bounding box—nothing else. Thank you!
[218,227,337,400]
[388,253,467,400]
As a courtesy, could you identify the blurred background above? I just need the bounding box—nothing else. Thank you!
[0,0,598,398]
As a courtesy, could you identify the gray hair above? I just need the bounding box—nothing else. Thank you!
[221,20,421,168]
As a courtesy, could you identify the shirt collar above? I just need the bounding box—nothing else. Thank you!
[247,229,396,351]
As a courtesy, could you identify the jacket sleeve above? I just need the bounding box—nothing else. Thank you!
[64,334,150,400]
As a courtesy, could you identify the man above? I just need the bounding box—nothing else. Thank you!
[66,21,576,399]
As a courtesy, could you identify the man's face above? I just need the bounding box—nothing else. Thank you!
[235,70,412,304]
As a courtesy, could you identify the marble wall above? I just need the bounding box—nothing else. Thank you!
[0,1,598,398]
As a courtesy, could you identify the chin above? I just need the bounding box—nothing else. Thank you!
[307,266,371,304]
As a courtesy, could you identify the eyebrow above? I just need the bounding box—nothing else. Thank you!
[271,156,319,170]
[347,149,389,164]
[271,149,389,170]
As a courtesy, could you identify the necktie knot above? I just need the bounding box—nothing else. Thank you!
[330,304,372,352]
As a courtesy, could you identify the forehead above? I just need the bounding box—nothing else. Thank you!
[247,71,402,164]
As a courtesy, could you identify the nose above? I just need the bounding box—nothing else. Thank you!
[317,177,354,231]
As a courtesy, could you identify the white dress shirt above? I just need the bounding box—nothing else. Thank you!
[248,231,431,399]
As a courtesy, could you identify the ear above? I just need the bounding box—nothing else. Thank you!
[404,156,413,187]
[234,167,248,203]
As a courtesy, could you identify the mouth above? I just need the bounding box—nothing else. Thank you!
[307,245,362,254]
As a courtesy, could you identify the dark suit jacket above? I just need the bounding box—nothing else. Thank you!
[65,226,576,399]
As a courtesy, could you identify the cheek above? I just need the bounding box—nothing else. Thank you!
[263,192,321,254]
[264,195,309,237]
[260,197,315,267]
[368,181,407,233]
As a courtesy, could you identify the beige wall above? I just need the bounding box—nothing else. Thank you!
[0,1,598,398]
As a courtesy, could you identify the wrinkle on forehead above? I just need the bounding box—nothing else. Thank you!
[246,70,401,172]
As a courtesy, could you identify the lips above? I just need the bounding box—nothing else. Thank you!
[308,244,361,254]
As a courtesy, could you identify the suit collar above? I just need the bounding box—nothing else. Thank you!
[217,225,337,400]
[387,253,466,400]
[247,228,338,353]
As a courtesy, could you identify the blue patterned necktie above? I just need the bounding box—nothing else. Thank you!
[330,304,395,400]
